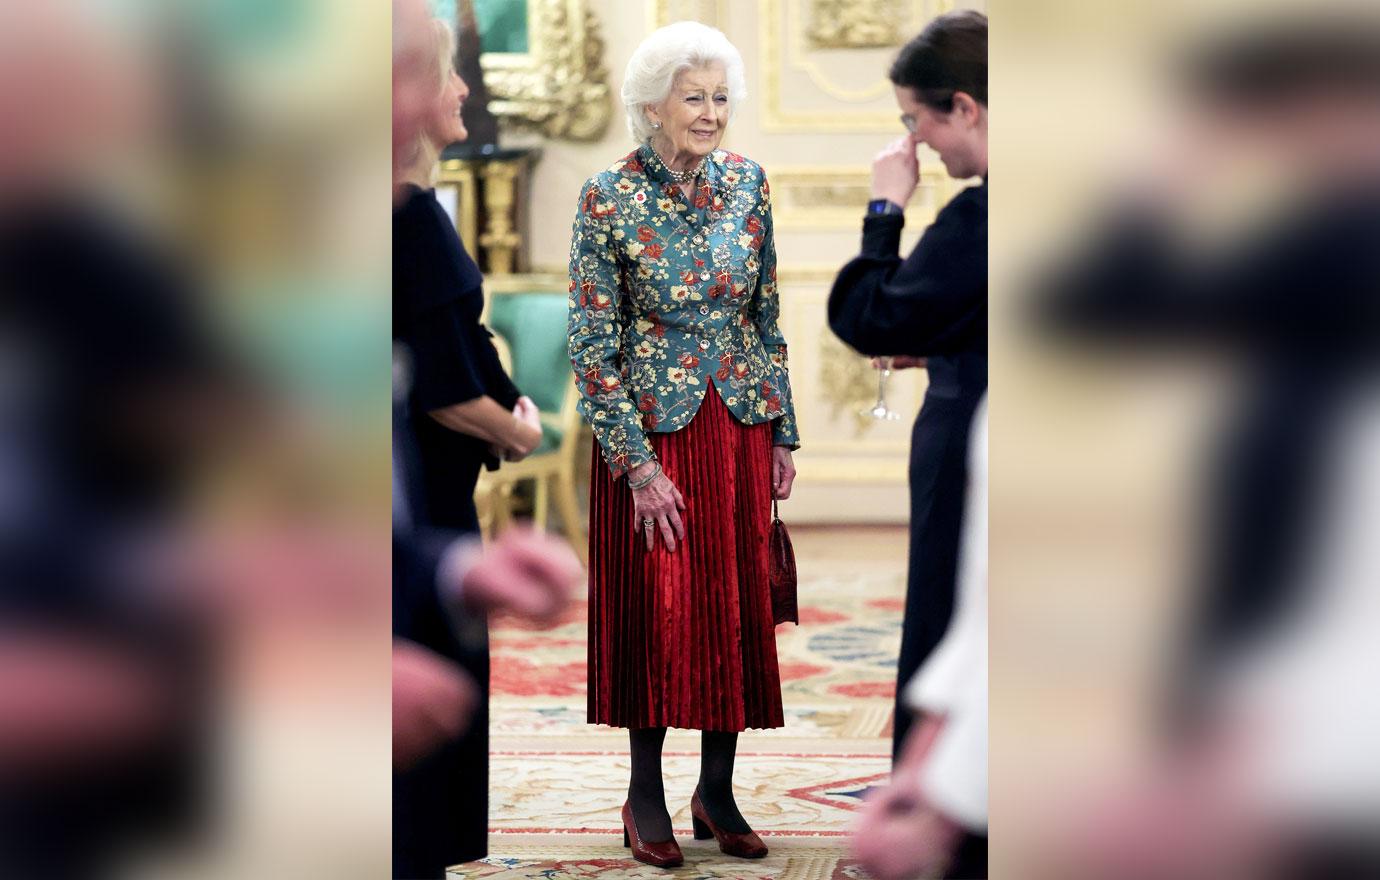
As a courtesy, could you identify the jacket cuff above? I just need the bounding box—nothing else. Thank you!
[771,415,800,449]
[615,446,656,480]
[598,429,657,480]
[860,214,904,259]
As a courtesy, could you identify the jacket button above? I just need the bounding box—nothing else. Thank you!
[698,339,709,350]
[693,235,704,245]
[699,305,709,315]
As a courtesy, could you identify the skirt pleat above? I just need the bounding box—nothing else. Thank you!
[587,384,784,731]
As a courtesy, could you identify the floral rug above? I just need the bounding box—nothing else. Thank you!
[449,527,906,880]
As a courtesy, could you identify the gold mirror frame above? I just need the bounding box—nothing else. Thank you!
[480,0,612,140]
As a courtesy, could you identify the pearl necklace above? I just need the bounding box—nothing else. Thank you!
[667,160,705,183]
[652,145,705,183]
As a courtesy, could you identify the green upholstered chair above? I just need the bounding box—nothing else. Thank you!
[478,289,587,561]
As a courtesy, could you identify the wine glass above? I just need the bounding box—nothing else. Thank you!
[861,356,901,420]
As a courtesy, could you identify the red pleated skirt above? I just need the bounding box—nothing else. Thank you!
[587,383,784,731]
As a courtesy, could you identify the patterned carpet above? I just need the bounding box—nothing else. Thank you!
[449,527,907,879]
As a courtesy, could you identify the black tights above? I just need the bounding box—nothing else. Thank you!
[626,728,751,842]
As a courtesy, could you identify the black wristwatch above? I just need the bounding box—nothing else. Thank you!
[866,198,905,217]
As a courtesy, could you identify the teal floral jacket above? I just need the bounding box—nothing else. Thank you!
[568,145,799,478]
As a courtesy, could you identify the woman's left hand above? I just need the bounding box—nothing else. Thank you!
[514,396,541,431]
[772,446,796,501]
[503,397,543,462]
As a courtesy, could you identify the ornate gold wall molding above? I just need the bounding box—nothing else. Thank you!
[647,0,726,28]
[761,0,968,131]
[761,0,899,130]
[770,164,954,230]
[805,0,905,49]
[480,0,612,140]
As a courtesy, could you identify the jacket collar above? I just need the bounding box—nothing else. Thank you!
[635,142,723,193]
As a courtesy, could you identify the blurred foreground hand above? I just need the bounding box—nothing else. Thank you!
[853,717,963,880]
[453,526,582,626]
[391,640,479,770]
[0,631,172,776]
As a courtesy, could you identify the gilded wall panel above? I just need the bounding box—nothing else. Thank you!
[805,0,905,50]
[646,0,726,28]
[761,0,922,131]
[770,164,955,230]
[760,0,979,132]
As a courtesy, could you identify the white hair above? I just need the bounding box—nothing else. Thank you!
[621,21,747,144]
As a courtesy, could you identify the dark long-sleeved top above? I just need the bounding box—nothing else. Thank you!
[829,181,987,394]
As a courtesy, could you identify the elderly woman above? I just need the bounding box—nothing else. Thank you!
[568,21,799,868]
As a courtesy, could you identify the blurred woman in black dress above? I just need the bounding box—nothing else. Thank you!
[390,17,542,875]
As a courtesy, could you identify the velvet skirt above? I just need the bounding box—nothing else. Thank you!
[587,384,785,731]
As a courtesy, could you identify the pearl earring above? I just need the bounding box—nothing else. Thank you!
[651,122,662,130]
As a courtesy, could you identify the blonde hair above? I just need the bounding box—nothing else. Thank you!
[400,18,457,185]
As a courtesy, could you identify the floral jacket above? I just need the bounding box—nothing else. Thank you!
[568,145,799,478]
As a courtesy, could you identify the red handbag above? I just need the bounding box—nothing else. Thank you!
[769,491,798,626]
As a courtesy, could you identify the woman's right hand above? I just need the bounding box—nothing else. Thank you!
[629,462,686,553]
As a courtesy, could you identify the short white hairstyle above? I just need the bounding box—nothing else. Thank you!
[621,21,747,143]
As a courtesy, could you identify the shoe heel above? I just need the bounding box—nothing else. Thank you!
[623,826,630,848]
[692,815,713,840]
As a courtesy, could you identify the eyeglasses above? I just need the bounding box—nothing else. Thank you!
[900,114,917,133]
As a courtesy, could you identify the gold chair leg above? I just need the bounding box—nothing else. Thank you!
[533,476,549,531]
[494,482,516,533]
[475,482,495,544]
[553,469,587,566]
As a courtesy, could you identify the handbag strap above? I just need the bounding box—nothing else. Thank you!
[772,486,780,523]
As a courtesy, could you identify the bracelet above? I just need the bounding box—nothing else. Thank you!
[628,463,662,490]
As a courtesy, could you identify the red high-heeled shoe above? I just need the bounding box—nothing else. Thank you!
[690,788,768,859]
[622,800,684,868]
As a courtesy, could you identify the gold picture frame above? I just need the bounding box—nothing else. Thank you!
[479,0,613,140]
